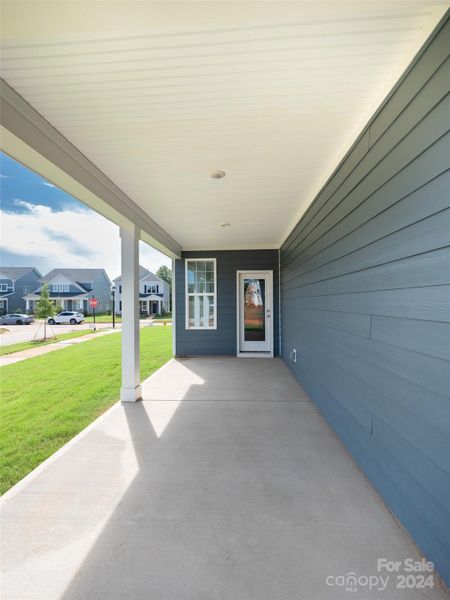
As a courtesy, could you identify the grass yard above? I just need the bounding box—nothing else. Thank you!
[153,312,172,320]
[0,329,98,357]
[84,314,122,323]
[0,326,172,494]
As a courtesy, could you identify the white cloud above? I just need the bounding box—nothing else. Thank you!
[0,204,171,278]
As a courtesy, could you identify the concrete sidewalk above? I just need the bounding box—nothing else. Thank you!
[1,358,448,599]
[0,328,118,366]
[0,321,163,366]
[0,322,113,346]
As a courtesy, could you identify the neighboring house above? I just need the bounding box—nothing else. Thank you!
[0,267,42,315]
[24,268,113,314]
[114,266,169,316]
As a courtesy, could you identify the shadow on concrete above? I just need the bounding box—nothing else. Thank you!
[59,358,447,600]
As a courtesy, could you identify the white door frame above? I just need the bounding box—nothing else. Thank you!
[236,270,273,358]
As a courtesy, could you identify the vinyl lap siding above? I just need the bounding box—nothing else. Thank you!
[280,18,450,584]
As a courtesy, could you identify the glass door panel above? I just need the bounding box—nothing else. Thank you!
[238,271,273,354]
[244,279,265,342]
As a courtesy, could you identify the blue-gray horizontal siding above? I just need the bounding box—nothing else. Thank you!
[8,271,41,312]
[280,17,450,585]
[175,250,279,356]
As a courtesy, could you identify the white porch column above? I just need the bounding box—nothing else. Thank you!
[26,299,30,311]
[120,222,141,403]
[172,258,176,356]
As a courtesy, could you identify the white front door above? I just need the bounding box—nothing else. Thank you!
[237,271,273,355]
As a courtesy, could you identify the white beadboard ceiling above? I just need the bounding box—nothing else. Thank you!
[1,1,447,251]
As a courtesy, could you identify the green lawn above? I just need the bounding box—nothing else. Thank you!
[0,329,98,356]
[153,312,172,320]
[84,314,122,323]
[0,327,172,494]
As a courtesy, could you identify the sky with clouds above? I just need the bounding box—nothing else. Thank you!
[0,152,171,280]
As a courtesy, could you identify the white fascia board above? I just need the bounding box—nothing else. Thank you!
[0,79,182,259]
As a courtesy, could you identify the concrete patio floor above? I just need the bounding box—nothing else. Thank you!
[1,357,448,599]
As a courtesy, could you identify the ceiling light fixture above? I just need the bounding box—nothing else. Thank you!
[211,170,226,179]
[221,222,231,228]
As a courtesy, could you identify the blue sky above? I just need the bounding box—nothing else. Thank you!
[1,153,78,213]
[0,152,171,278]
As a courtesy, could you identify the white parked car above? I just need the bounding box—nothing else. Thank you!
[48,311,85,325]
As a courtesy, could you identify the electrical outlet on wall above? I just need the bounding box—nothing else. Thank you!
[290,348,297,362]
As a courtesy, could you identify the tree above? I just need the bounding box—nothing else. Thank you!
[156,265,172,311]
[35,283,55,340]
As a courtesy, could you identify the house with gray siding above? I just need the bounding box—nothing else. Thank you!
[24,268,113,314]
[114,266,169,316]
[171,17,450,584]
[1,4,449,595]
[0,267,42,314]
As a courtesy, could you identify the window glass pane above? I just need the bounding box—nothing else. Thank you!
[207,295,215,327]
[197,271,205,293]
[187,262,196,277]
[188,296,196,328]
[199,295,205,327]
[205,270,214,293]
[186,260,216,329]
[194,295,200,327]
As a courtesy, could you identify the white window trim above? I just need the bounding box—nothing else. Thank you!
[0,284,8,292]
[144,283,159,294]
[185,258,217,330]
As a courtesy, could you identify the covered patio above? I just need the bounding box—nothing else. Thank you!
[1,0,449,593]
[2,357,448,599]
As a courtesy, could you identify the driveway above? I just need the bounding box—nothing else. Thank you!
[1,358,448,599]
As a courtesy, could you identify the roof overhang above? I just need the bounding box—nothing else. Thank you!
[1,2,448,252]
[0,79,182,258]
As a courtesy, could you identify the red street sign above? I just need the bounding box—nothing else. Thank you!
[89,298,98,308]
